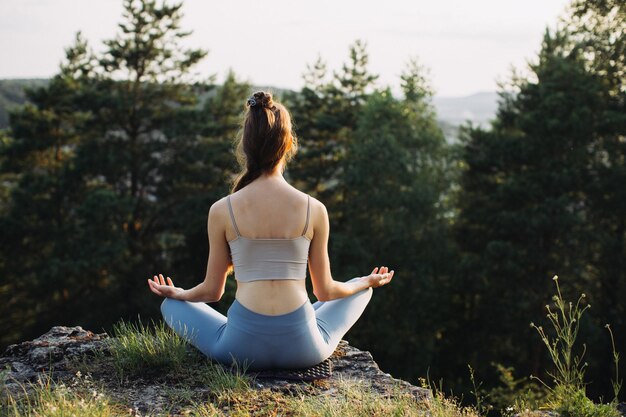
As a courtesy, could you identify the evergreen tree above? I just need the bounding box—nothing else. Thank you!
[0,0,217,344]
[567,0,626,391]
[284,55,340,196]
[339,71,454,381]
[450,27,614,391]
[285,41,380,283]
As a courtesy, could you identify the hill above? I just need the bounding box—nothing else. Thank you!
[0,79,499,143]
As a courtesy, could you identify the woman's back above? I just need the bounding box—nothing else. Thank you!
[150,90,393,370]
[226,175,312,315]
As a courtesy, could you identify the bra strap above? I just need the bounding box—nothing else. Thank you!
[301,195,311,236]
[227,195,241,237]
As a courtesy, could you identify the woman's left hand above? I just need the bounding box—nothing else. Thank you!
[147,274,185,300]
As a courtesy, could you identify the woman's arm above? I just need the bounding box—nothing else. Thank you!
[308,199,394,301]
[148,200,231,303]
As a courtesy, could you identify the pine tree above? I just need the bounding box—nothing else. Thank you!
[0,0,217,344]
[450,27,612,388]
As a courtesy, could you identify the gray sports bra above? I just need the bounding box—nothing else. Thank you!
[227,195,311,282]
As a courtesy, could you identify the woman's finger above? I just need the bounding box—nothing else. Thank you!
[167,277,174,286]
[148,280,162,296]
[159,274,166,285]
[371,267,379,274]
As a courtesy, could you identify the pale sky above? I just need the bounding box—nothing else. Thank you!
[0,0,572,97]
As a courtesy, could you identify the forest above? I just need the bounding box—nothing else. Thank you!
[0,0,624,413]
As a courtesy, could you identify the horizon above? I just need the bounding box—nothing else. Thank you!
[0,76,500,99]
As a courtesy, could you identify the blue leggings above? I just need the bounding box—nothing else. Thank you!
[160,278,373,370]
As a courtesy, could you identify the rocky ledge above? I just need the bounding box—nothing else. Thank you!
[2,327,624,416]
[0,326,432,414]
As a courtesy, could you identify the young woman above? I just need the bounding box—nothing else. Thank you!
[147,91,395,370]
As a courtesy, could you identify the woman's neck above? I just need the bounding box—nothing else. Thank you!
[260,159,286,180]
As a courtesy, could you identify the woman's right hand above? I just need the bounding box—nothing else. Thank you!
[364,266,394,288]
[147,274,185,300]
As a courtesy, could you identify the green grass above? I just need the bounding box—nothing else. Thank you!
[486,363,547,415]
[3,277,623,417]
[105,319,191,379]
[527,275,621,417]
[187,377,472,417]
[3,318,472,416]
[1,372,126,417]
[1,369,469,417]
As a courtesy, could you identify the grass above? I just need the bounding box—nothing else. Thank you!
[2,368,470,416]
[187,377,476,417]
[1,372,127,417]
[486,363,547,415]
[527,275,622,417]
[105,319,191,379]
[2,277,623,416]
[2,318,474,416]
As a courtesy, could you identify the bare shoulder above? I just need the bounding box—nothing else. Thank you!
[300,193,328,225]
[208,195,230,220]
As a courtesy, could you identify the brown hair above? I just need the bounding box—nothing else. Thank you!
[230,91,298,193]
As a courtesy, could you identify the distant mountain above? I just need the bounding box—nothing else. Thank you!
[431,91,499,143]
[0,79,500,143]
[0,79,292,130]
[0,79,50,129]
[433,91,499,126]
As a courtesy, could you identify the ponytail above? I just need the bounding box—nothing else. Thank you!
[229,90,297,193]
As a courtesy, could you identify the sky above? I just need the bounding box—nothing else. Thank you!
[0,0,573,97]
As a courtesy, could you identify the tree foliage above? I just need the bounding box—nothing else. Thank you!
[0,0,624,406]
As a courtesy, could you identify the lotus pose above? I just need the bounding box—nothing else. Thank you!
[147,91,394,370]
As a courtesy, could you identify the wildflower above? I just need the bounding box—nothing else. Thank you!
[75,370,82,378]
[530,322,535,328]
[605,324,610,328]
[553,275,558,281]
[581,293,586,298]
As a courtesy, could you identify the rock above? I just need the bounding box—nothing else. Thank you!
[6,327,623,416]
[0,326,108,397]
[513,412,560,417]
[0,326,432,413]
[251,340,432,403]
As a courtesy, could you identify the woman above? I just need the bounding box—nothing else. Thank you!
[147,90,395,370]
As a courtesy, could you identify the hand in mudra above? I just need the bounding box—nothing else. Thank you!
[365,266,394,288]
[147,273,184,299]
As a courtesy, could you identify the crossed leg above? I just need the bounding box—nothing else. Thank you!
[312,277,373,347]
[160,298,227,358]
[160,277,373,365]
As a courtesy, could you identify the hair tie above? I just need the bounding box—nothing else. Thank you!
[247,97,257,107]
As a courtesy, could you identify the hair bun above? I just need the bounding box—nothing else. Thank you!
[247,91,274,109]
